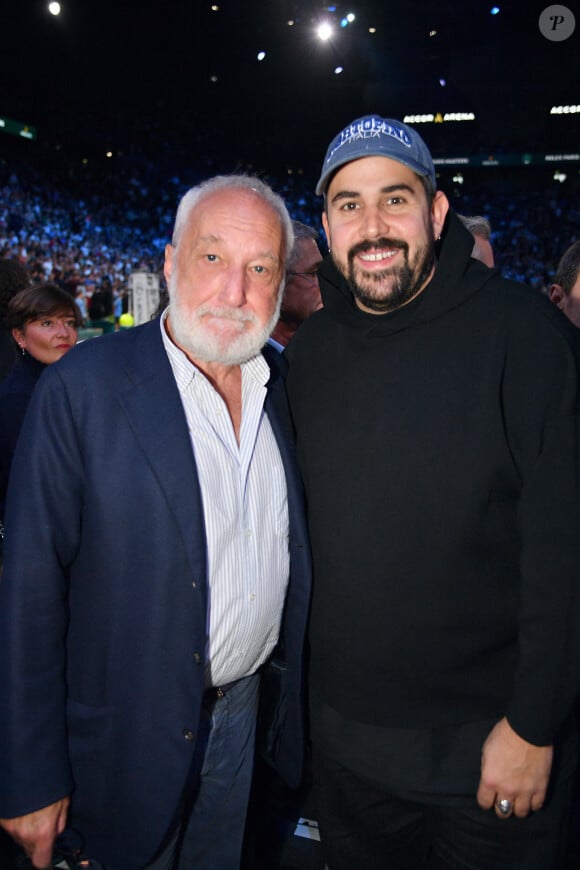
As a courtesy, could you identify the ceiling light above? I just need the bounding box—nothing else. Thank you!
[317,22,333,41]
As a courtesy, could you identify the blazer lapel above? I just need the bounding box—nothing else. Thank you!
[116,323,208,594]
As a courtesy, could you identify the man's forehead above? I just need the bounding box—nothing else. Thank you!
[327,155,420,192]
[186,190,281,237]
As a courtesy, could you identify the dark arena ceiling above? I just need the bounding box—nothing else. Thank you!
[1,0,579,177]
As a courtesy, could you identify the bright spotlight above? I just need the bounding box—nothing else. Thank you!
[340,18,348,27]
[257,51,266,61]
[346,13,355,22]
[334,66,344,74]
[48,2,61,15]
[317,22,333,40]
[490,6,500,13]
[439,78,446,87]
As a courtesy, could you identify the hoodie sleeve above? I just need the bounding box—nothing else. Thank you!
[503,305,580,745]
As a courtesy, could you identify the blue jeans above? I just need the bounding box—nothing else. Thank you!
[100,673,260,870]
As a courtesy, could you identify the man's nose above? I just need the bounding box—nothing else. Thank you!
[218,268,248,306]
[362,205,388,239]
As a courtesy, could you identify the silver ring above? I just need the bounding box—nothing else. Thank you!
[496,798,513,816]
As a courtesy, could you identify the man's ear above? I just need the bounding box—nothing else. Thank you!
[163,244,174,284]
[322,211,330,250]
[548,283,566,310]
[431,191,450,240]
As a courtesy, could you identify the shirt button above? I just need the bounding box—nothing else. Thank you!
[193,652,202,664]
[183,729,195,742]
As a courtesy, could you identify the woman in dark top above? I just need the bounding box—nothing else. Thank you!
[0,283,82,522]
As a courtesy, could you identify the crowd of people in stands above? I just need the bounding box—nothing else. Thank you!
[0,155,578,317]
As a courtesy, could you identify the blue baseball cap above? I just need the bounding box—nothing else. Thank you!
[316,114,436,196]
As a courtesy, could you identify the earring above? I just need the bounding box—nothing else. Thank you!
[19,345,26,356]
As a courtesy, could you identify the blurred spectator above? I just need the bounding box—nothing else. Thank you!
[0,282,81,523]
[548,240,580,329]
[457,214,495,268]
[0,258,31,381]
[270,220,322,350]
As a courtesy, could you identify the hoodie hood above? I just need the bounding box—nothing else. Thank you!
[318,209,497,338]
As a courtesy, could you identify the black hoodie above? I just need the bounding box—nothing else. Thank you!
[286,212,580,753]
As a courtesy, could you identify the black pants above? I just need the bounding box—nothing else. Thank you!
[313,748,573,870]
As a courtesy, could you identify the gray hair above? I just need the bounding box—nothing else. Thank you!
[553,239,580,296]
[457,214,492,240]
[288,220,319,271]
[171,174,294,263]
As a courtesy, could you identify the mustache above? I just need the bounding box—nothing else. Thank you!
[194,304,257,324]
[348,238,408,260]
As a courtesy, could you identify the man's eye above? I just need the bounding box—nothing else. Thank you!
[205,254,218,262]
[253,265,267,274]
[340,202,358,211]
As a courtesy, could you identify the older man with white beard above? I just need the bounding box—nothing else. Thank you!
[0,175,311,870]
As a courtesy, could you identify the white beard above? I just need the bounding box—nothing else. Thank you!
[167,269,282,366]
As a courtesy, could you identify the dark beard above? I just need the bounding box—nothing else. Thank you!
[345,236,436,314]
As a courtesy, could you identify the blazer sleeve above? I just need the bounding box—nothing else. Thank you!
[0,366,80,816]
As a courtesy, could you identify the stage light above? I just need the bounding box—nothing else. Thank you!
[257,51,266,61]
[439,78,446,87]
[554,171,567,182]
[106,152,113,158]
[490,6,500,14]
[334,66,344,74]
[211,5,219,11]
[429,30,437,37]
[287,19,295,26]
[317,22,333,40]
[346,13,355,22]
[369,27,376,33]
[48,2,61,16]
[340,18,348,27]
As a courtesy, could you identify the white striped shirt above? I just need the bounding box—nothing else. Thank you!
[160,313,290,686]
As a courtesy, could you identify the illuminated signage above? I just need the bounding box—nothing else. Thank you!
[403,112,476,124]
[550,105,580,114]
[0,116,36,140]
[432,152,580,167]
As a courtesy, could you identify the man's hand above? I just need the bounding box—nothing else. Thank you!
[0,797,70,868]
[477,717,553,819]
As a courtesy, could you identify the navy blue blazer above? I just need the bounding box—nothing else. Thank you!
[0,319,311,869]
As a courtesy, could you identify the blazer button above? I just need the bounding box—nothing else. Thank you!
[183,729,195,742]
[193,652,202,664]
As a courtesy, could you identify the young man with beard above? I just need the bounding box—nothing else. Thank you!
[0,175,311,870]
[285,115,580,869]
